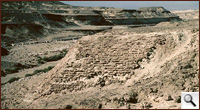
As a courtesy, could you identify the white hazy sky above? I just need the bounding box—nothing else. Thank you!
[61,1,199,11]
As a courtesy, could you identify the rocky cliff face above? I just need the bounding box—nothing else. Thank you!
[1,1,180,44]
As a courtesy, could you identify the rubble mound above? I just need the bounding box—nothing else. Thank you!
[38,21,199,96]
[40,32,159,94]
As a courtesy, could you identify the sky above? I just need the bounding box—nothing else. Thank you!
[61,1,199,11]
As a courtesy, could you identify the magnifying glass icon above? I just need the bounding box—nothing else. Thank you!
[184,94,196,107]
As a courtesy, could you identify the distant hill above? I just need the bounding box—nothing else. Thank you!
[1,1,180,45]
[1,1,71,10]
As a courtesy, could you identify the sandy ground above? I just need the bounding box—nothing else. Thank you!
[1,34,75,85]
[1,60,60,84]
[2,41,73,64]
[172,10,199,20]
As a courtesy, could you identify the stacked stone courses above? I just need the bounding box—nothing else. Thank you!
[41,31,167,95]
